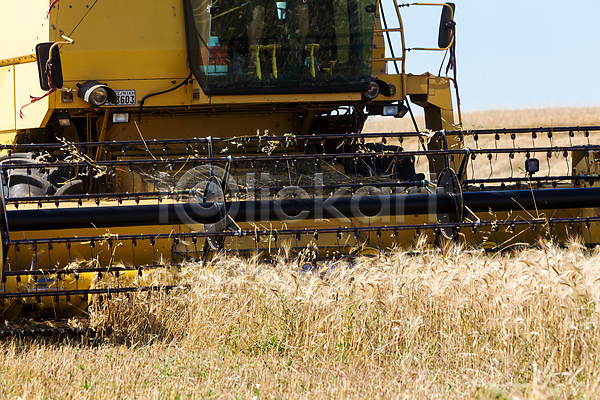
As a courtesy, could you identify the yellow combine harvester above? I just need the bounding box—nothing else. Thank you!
[0,1,598,321]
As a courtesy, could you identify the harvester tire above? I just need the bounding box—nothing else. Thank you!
[0,153,83,198]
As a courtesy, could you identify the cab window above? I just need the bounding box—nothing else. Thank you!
[185,0,376,95]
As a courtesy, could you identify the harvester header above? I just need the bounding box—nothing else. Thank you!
[4,2,599,327]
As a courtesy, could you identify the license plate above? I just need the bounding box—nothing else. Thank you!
[109,90,137,106]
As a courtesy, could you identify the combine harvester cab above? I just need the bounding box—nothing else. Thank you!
[0,1,598,320]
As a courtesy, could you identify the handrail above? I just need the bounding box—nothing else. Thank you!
[375,0,407,97]
[0,54,36,67]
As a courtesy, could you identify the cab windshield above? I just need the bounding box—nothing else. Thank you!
[184,0,376,95]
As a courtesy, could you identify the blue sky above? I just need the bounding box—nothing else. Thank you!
[387,0,600,111]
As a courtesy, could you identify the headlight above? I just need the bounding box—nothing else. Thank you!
[382,105,399,116]
[56,111,72,127]
[89,87,108,106]
[366,102,409,118]
[77,80,117,106]
[363,81,380,100]
[112,112,130,124]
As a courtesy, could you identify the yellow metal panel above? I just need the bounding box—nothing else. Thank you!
[0,2,50,131]
[408,74,453,113]
[371,74,404,101]
[15,62,51,130]
[60,78,195,109]
[191,81,211,105]
[0,1,49,61]
[425,76,453,111]
[56,77,362,109]
[406,74,429,95]
[0,66,16,133]
[56,0,188,81]
[372,14,387,75]
[63,50,189,82]
[210,92,362,105]
[106,113,295,142]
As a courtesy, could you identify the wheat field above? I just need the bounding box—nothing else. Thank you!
[364,106,600,132]
[365,107,600,182]
[3,108,600,400]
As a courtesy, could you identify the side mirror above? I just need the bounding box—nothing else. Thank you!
[438,3,456,49]
[35,42,64,91]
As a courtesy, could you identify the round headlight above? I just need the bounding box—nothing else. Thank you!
[363,81,380,100]
[89,87,109,106]
[77,80,117,106]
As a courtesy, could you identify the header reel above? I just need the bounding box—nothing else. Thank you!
[0,125,599,320]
